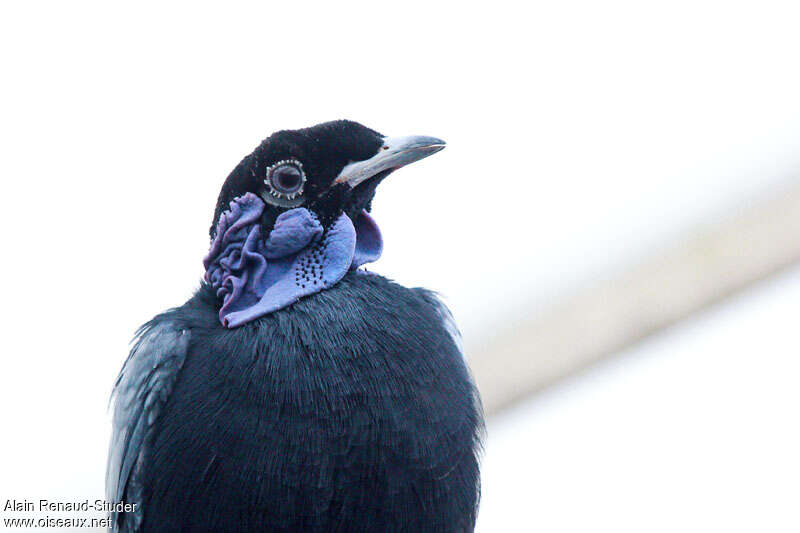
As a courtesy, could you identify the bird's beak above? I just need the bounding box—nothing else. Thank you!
[334,135,446,188]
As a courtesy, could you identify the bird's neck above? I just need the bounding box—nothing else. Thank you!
[203,193,382,328]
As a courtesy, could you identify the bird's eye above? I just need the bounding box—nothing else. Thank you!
[271,165,302,193]
[264,159,306,203]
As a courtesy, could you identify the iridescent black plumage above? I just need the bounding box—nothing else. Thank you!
[212,120,384,233]
[108,120,483,532]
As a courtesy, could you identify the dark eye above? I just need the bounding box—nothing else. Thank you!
[265,159,306,201]
[272,165,302,192]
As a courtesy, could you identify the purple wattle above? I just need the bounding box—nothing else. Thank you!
[352,209,383,268]
[203,193,383,328]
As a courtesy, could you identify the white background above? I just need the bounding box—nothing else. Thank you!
[1,1,800,531]
[480,268,800,532]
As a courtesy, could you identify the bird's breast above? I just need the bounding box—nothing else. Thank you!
[142,272,482,530]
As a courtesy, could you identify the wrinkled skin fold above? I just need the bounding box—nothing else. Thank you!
[203,193,383,327]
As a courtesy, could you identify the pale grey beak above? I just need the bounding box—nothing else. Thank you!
[334,135,446,188]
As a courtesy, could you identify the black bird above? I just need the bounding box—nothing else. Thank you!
[107,120,483,532]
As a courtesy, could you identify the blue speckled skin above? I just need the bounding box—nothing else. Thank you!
[111,273,482,532]
[108,120,483,532]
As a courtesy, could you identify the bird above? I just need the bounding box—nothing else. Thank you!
[106,120,484,532]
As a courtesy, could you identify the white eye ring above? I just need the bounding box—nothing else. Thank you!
[263,159,307,206]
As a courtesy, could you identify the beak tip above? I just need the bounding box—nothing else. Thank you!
[414,136,446,149]
[407,136,446,157]
[337,134,447,187]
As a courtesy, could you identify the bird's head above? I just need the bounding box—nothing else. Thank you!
[204,120,445,327]
[211,120,445,236]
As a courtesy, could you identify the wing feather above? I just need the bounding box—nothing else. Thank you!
[106,320,190,532]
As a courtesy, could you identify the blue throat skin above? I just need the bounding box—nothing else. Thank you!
[203,192,383,328]
[108,122,483,532]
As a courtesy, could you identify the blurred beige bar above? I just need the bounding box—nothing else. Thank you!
[472,182,800,415]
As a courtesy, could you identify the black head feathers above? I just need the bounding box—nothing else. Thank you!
[211,120,384,236]
[210,120,446,238]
